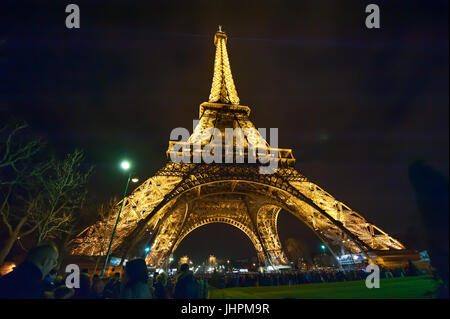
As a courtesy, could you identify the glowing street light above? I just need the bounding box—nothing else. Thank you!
[101,160,137,278]
[321,244,326,251]
[121,160,131,170]
[131,178,139,183]
[144,247,150,253]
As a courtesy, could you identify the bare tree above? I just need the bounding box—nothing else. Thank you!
[32,150,93,244]
[0,123,49,265]
[0,123,94,266]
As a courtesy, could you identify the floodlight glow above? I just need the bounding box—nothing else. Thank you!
[131,178,139,183]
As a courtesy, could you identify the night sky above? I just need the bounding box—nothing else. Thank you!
[1,1,448,264]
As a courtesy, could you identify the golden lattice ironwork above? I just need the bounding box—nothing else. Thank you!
[69,29,405,268]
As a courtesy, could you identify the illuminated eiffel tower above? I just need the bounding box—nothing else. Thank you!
[70,28,407,269]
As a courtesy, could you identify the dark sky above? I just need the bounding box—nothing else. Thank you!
[1,0,448,263]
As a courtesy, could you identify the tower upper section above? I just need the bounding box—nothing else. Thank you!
[166,28,296,168]
[208,27,240,105]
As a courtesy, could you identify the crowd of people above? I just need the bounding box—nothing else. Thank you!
[0,243,206,299]
[0,242,424,299]
[197,263,423,289]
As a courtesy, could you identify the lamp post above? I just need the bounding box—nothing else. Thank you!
[318,244,325,268]
[101,160,137,278]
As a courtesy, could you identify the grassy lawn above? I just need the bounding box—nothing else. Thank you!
[209,276,439,299]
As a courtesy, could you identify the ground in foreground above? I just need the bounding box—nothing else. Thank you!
[209,276,438,299]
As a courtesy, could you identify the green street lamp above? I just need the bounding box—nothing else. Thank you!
[101,160,138,278]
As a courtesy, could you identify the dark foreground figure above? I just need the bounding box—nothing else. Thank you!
[173,263,199,299]
[121,258,152,299]
[0,243,58,298]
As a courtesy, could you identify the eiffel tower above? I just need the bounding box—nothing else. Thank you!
[70,28,407,269]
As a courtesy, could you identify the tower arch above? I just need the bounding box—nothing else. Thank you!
[123,174,403,267]
[166,217,265,266]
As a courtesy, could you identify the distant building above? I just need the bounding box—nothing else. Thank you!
[208,255,217,268]
[179,255,190,265]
